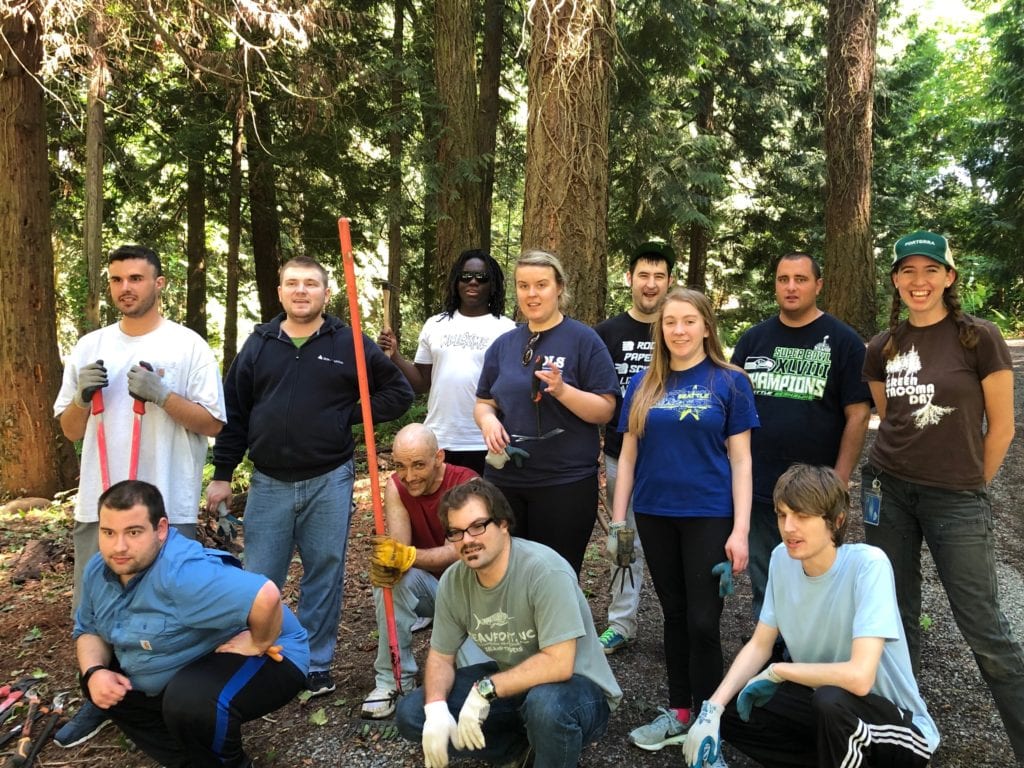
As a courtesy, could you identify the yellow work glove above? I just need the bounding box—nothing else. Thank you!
[370,562,405,588]
[371,536,417,573]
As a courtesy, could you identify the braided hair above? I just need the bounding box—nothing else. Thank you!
[882,271,979,360]
[440,249,506,319]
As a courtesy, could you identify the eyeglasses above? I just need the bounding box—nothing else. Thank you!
[521,331,542,366]
[445,518,496,542]
[458,272,490,284]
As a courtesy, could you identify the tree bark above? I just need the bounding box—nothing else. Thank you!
[224,82,245,375]
[83,7,108,332]
[434,0,482,286]
[386,0,406,341]
[414,7,440,316]
[186,156,207,338]
[477,0,505,251]
[823,0,877,338]
[687,78,715,293]
[0,0,78,497]
[522,0,615,325]
[247,94,283,321]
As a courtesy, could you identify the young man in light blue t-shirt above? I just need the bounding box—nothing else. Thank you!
[683,464,938,768]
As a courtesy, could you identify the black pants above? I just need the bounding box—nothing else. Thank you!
[94,652,305,768]
[494,474,598,575]
[635,513,732,708]
[443,449,487,476]
[721,681,933,768]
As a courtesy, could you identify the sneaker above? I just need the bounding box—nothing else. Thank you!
[54,700,111,748]
[628,707,690,751]
[361,686,399,719]
[411,616,432,633]
[305,671,336,698]
[599,627,635,655]
[704,755,729,768]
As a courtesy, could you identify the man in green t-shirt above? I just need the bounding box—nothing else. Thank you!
[395,477,621,768]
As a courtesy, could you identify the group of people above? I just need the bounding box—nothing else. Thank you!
[49,230,1022,768]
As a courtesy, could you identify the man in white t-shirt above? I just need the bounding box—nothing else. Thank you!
[53,244,226,747]
[378,250,515,475]
[682,464,938,768]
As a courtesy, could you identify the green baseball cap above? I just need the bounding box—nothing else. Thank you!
[892,230,955,270]
[631,241,676,273]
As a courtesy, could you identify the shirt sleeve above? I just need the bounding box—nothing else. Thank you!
[851,552,902,642]
[725,370,760,436]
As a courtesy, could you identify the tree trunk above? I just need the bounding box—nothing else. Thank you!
[83,7,108,332]
[434,0,482,286]
[224,83,245,375]
[687,78,715,293]
[247,95,283,321]
[477,0,505,251]
[522,0,615,326]
[386,0,406,341]
[186,157,207,338]
[823,0,877,338]
[414,8,440,316]
[0,1,78,497]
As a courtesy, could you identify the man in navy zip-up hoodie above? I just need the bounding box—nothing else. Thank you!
[207,256,414,697]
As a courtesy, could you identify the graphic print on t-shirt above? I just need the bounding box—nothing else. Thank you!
[439,330,498,351]
[652,385,713,421]
[742,335,833,401]
[470,609,537,655]
[884,345,956,429]
[613,339,655,394]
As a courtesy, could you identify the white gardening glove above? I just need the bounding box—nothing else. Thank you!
[682,699,724,768]
[422,700,458,768]
[605,520,625,563]
[456,683,491,750]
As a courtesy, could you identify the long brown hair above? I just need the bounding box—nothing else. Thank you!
[881,266,978,360]
[627,287,745,437]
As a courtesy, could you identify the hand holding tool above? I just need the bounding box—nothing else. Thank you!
[73,360,108,408]
[127,361,168,406]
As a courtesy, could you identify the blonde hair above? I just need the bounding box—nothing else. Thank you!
[516,250,571,310]
[627,287,745,437]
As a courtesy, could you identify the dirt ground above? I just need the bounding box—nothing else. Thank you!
[1,340,1021,768]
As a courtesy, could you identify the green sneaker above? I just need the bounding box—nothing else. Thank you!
[628,708,690,751]
[599,627,635,655]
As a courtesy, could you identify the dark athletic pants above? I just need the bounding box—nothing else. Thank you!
[92,652,305,768]
[721,681,932,768]
[635,513,732,708]
[494,474,598,575]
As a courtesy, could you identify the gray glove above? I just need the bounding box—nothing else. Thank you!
[74,360,108,408]
[127,362,171,406]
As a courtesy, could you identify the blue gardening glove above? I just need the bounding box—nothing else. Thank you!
[712,561,734,597]
[737,664,783,722]
[127,362,171,406]
[682,699,724,768]
[74,360,108,407]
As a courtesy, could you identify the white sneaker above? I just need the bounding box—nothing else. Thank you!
[361,686,399,719]
[705,755,728,768]
[411,616,432,633]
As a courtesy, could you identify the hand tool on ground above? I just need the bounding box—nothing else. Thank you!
[0,679,36,727]
[21,691,68,768]
[0,709,44,750]
[7,688,40,767]
[128,361,154,480]
[338,217,402,694]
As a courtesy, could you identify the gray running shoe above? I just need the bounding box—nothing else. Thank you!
[628,707,690,751]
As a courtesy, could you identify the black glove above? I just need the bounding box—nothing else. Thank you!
[74,360,108,408]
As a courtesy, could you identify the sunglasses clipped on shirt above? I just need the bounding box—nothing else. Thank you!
[458,271,490,284]
[445,518,496,542]
[521,330,542,366]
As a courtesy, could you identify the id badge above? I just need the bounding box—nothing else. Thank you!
[863,478,882,526]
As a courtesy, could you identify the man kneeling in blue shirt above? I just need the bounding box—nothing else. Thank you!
[74,480,309,768]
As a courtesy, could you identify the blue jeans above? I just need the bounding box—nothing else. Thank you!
[396,662,611,768]
[373,570,489,690]
[243,461,354,672]
[863,466,1024,760]
[747,498,780,624]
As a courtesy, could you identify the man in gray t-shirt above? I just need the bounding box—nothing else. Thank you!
[396,478,621,768]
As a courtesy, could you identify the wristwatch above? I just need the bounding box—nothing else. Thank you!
[476,676,498,701]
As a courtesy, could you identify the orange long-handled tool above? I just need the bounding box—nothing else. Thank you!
[128,361,153,480]
[337,217,403,694]
[91,389,111,491]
